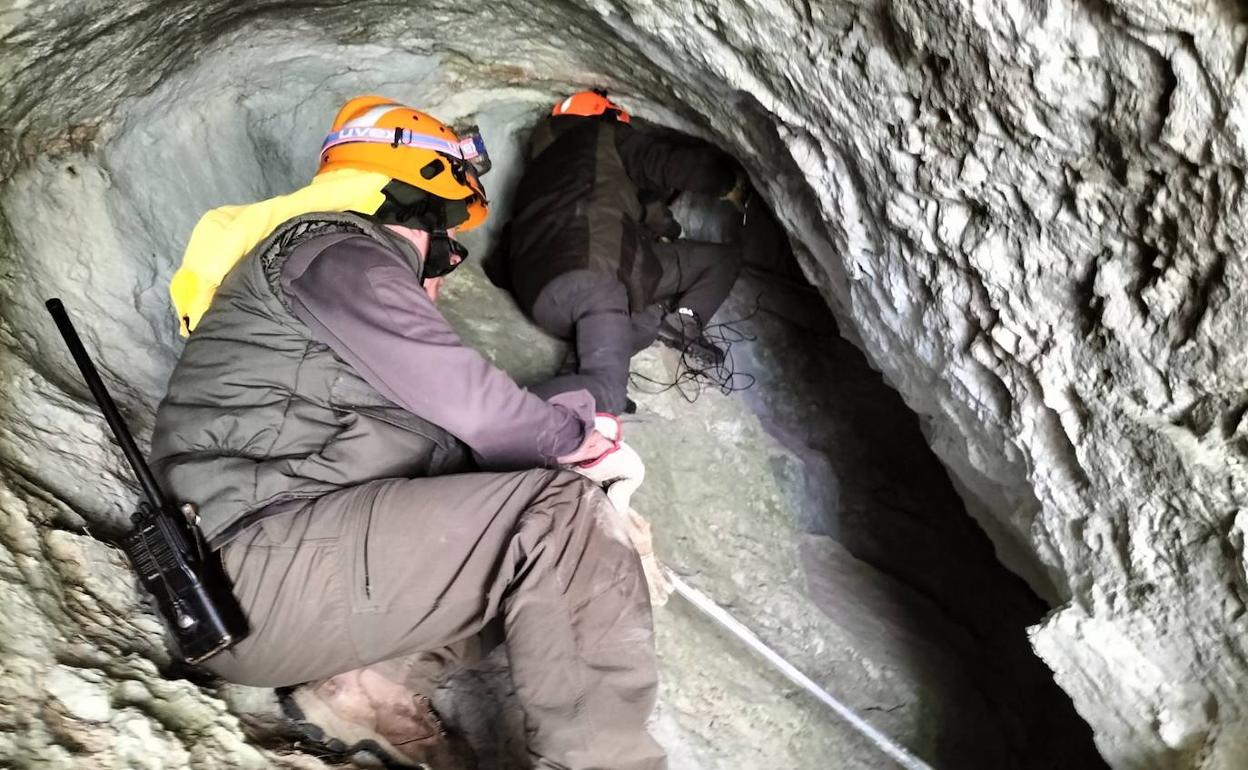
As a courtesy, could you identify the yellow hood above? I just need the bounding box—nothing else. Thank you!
[170,169,390,336]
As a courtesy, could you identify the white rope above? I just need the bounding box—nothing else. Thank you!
[665,570,934,770]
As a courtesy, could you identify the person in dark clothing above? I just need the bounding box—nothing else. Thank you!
[155,97,666,770]
[491,90,746,415]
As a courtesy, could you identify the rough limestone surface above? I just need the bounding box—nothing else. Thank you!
[2,0,1247,768]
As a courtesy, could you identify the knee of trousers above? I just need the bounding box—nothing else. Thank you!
[574,310,634,372]
[530,470,639,556]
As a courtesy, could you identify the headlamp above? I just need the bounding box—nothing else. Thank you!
[454,124,492,176]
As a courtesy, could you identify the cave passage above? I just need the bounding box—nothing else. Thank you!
[657,160,1106,769]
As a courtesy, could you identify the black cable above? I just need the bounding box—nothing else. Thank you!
[630,294,762,403]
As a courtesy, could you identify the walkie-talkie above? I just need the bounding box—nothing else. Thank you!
[45,299,248,663]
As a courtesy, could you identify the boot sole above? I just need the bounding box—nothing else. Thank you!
[280,687,428,769]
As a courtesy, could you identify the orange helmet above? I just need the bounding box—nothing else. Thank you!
[551,89,631,123]
[318,96,489,231]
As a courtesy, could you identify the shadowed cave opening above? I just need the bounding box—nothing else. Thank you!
[0,9,1112,770]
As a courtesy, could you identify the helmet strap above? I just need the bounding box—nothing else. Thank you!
[370,180,472,281]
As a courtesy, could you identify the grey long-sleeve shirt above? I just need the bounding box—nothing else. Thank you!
[280,232,594,469]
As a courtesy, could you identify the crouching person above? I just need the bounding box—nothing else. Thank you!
[150,96,667,770]
[489,90,746,416]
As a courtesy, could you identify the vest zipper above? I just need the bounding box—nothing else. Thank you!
[362,511,373,600]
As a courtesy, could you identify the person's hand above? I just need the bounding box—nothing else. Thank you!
[574,441,645,512]
[563,413,644,520]
[557,412,622,466]
[556,428,616,466]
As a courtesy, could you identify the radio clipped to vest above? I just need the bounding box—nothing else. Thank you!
[45,299,249,664]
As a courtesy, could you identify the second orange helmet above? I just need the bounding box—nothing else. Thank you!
[551,90,631,123]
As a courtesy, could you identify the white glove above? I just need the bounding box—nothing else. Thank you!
[570,413,644,514]
[574,441,645,514]
[592,412,621,442]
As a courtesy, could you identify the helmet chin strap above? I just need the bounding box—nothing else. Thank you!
[369,180,471,282]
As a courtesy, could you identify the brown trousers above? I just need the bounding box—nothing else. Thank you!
[202,469,666,770]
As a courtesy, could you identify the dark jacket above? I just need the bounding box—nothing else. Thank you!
[502,115,735,313]
[150,213,592,547]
